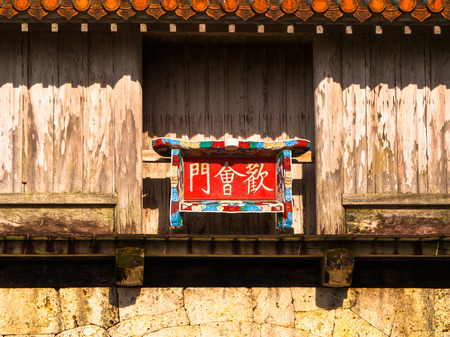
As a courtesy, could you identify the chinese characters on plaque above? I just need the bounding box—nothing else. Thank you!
[184,157,276,200]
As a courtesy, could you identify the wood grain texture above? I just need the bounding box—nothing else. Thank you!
[27,33,57,193]
[142,41,314,234]
[314,32,345,234]
[0,207,114,234]
[84,33,115,193]
[0,33,25,194]
[54,33,86,193]
[346,208,450,235]
[113,26,142,234]
[342,193,450,206]
[370,34,398,194]
[428,35,447,193]
[0,193,117,205]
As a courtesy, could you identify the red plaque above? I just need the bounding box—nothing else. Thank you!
[184,157,276,200]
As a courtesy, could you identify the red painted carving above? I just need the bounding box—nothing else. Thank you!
[88,0,107,19]
[58,0,78,18]
[411,4,430,20]
[117,0,136,18]
[184,157,277,201]
[0,0,17,17]
[295,0,313,20]
[42,0,60,10]
[206,0,224,18]
[131,0,149,10]
[27,0,47,19]
[399,0,415,11]
[175,1,195,18]
[428,0,444,11]
[147,0,165,18]
[340,0,357,12]
[236,0,254,20]
[353,6,371,21]
[102,0,120,11]
[266,4,284,19]
[324,2,343,20]
[382,2,401,21]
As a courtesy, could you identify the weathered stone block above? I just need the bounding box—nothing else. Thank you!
[184,288,252,324]
[294,310,335,337]
[142,326,201,337]
[118,288,183,320]
[434,289,450,331]
[252,288,294,327]
[55,325,109,337]
[333,309,386,337]
[108,308,189,337]
[60,287,119,330]
[199,322,260,337]
[291,287,356,311]
[0,288,63,335]
[260,324,308,337]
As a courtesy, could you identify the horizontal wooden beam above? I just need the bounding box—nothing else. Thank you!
[0,193,117,206]
[0,235,449,258]
[142,150,314,163]
[342,193,450,207]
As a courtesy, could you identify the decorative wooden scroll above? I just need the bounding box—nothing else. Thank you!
[152,137,310,229]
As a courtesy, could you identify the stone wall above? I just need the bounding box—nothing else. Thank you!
[0,287,449,337]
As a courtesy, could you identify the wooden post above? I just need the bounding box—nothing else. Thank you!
[313,32,345,234]
[113,25,143,234]
[322,248,354,287]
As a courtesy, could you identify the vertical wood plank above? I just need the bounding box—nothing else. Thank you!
[0,33,24,193]
[371,34,398,194]
[113,25,143,234]
[428,35,448,193]
[208,43,227,140]
[169,44,188,141]
[27,32,57,193]
[227,44,247,140]
[247,44,266,141]
[286,44,306,234]
[84,33,114,193]
[398,35,425,193]
[54,32,86,193]
[266,44,284,140]
[313,32,345,234]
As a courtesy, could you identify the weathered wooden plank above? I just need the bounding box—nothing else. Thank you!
[428,35,447,193]
[0,207,114,234]
[313,32,345,234]
[0,193,117,205]
[371,34,398,194]
[397,35,425,193]
[302,45,316,235]
[188,43,207,141]
[266,44,284,140]
[342,193,450,206]
[208,43,227,140]
[84,33,115,193]
[0,33,24,193]
[27,32,57,193]
[246,44,266,141]
[54,32,86,193]
[227,44,247,140]
[169,43,188,141]
[346,208,450,235]
[113,26,143,234]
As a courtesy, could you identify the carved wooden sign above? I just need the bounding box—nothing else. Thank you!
[152,137,310,229]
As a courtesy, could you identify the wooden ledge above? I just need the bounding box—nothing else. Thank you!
[342,193,450,207]
[0,193,117,206]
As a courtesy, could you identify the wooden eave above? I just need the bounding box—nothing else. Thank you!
[1,234,450,258]
[0,0,450,24]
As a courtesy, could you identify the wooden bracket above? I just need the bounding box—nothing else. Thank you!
[115,247,145,287]
[322,248,354,287]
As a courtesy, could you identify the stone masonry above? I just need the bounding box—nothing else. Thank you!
[0,287,449,336]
